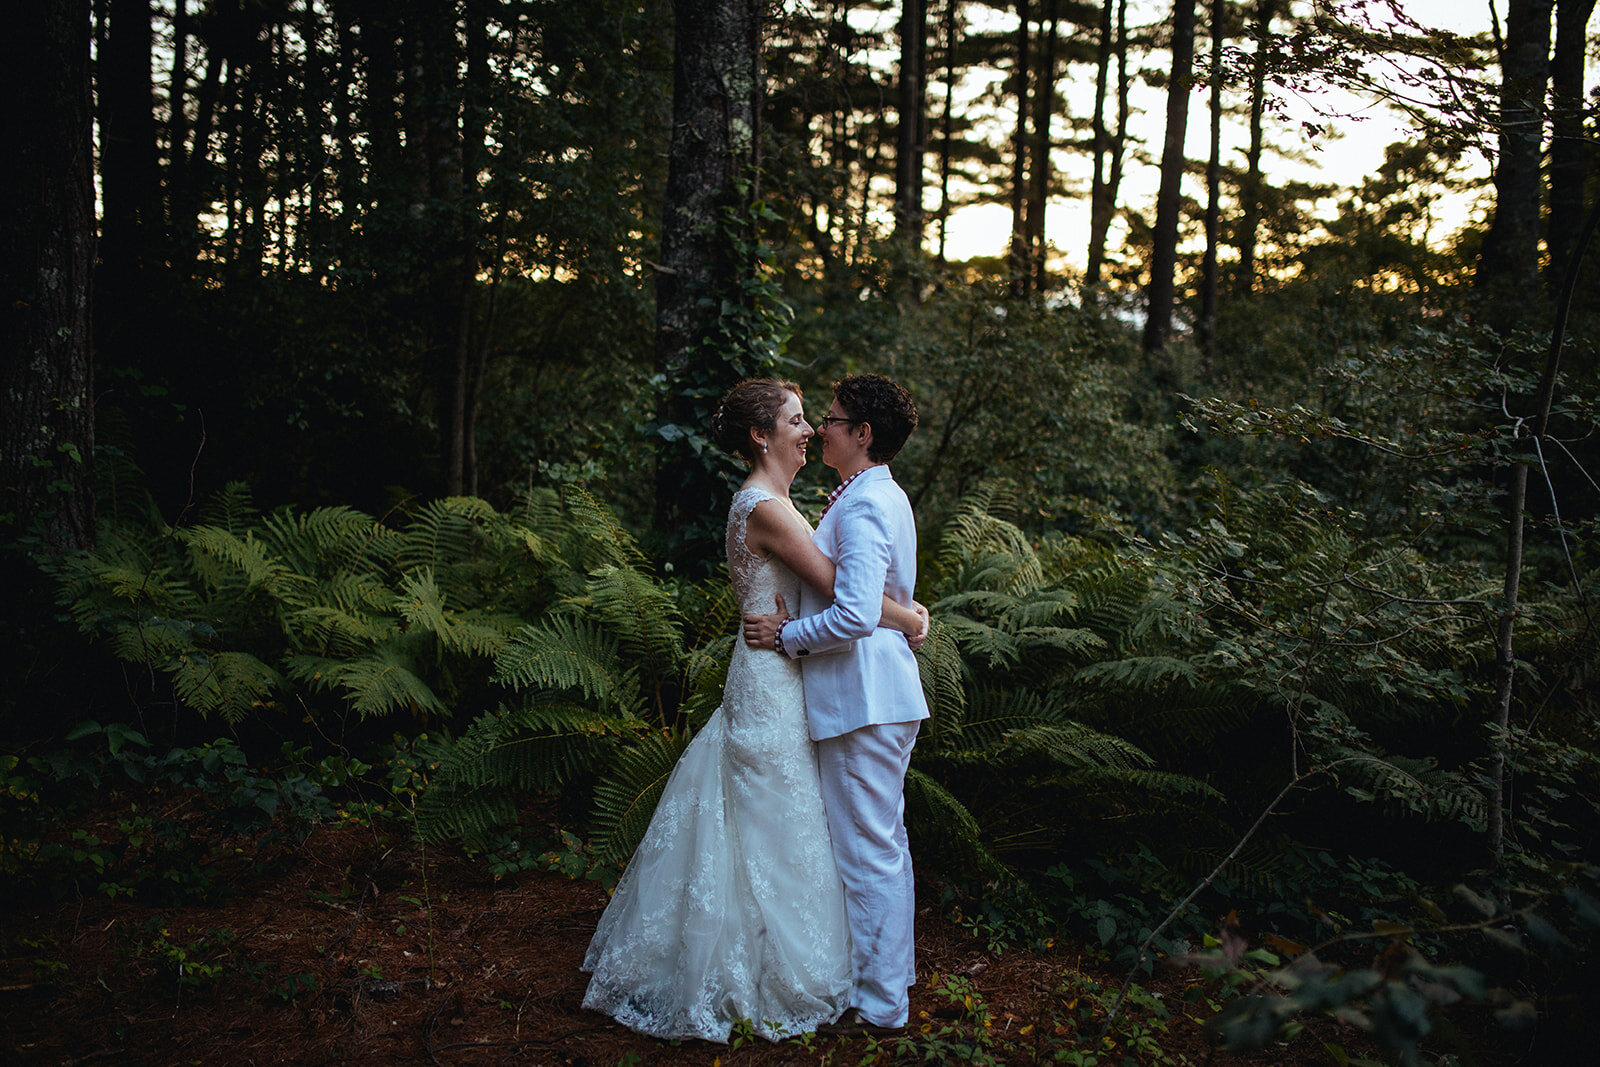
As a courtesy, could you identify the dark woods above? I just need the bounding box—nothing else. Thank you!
[4,2,1600,1061]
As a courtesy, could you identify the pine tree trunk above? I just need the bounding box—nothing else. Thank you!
[653,0,763,569]
[414,4,470,496]
[3,0,97,554]
[1008,0,1031,296]
[97,0,163,328]
[1198,0,1224,370]
[935,0,957,264]
[1235,0,1275,296]
[1475,0,1554,331]
[1545,0,1596,294]
[894,0,928,249]
[1027,0,1060,292]
[1086,0,1127,288]
[1490,193,1600,859]
[1143,0,1197,354]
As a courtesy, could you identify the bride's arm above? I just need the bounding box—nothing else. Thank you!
[745,500,927,640]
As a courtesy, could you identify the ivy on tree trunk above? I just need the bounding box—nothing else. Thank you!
[653,0,770,573]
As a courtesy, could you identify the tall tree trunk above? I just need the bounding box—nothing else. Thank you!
[414,4,470,496]
[935,0,958,264]
[1545,0,1596,294]
[1475,0,1554,331]
[3,0,97,553]
[894,0,928,250]
[654,0,764,571]
[1198,0,1224,370]
[1027,0,1060,291]
[330,2,357,263]
[1490,194,1600,859]
[97,0,163,336]
[169,0,189,209]
[460,0,490,497]
[1008,0,1031,296]
[1143,0,1198,354]
[1086,0,1128,289]
[297,0,329,274]
[1235,0,1275,295]
[170,21,223,277]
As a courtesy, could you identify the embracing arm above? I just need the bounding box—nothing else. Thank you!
[743,500,927,647]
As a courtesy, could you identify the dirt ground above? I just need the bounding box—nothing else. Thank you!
[1,811,1398,1066]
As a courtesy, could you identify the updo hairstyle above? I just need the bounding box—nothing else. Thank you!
[710,379,803,462]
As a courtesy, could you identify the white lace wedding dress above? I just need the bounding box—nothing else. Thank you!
[580,486,851,1042]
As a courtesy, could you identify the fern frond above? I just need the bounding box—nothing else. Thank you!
[171,650,282,723]
[903,767,1024,890]
[591,728,693,863]
[493,616,641,715]
[930,590,1019,621]
[312,571,394,615]
[287,605,393,656]
[1075,655,1202,690]
[1065,562,1152,644]
[395,567,511,657]
[415,701,641,846]
[941,616,1021,671]
[1016,626,1106,663]
[395,497,499,577]
[916,620,967,734]
[676,574,741,652]
[999,588,1082,629]
[679,636,734,731]
[948,688,1058,748]
[564,566,685,679]
[287,642,443,718]
[180,524,308,602]
[197,480,258,534]
[107,615,203,664]
[521,484,644,575]
[258,503,386,576]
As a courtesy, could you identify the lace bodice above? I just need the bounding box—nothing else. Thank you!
[726,485,807,616]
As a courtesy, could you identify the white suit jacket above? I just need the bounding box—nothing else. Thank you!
[782,464,930,740]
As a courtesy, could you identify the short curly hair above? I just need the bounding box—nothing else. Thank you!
[709,379,803,462]
[832,373,917,463]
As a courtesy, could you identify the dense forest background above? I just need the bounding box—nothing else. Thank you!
[4,1,1599,1061]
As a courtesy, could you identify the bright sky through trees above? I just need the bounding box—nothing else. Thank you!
[937,0,1509,269]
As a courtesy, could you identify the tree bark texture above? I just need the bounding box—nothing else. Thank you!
[1490,193,1600,858]
[3,0,97,553]
[895,0,928,248]
[1008,0,1031,296]
[1198,0,1224,370]
[1235,0,1276,296]
[1086,0,1128,288]
[1143,0,1197,353]
[1027,0,1060,292]
[936,0,958,263]
[654,0,763,567]
[1544,0,1596,295]
[1474,0,1554,330]
[97,0,162,328]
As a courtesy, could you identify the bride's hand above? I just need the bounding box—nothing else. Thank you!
[742,593,790,651]
[907,602,929,651]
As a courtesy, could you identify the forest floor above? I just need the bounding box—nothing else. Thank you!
[1,801,1404,1066]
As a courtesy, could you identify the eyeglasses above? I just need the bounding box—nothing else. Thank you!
[815,416,860,428]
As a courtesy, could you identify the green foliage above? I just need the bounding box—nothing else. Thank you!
[2,724,353,906]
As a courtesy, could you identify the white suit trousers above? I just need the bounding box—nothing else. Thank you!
[816,718,920,1028]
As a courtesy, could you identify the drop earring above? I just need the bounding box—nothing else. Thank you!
[761,442,768,454]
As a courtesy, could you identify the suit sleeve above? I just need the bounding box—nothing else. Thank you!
[782,494,891,658]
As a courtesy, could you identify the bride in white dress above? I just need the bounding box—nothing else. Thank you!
[580,379,927,1043]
